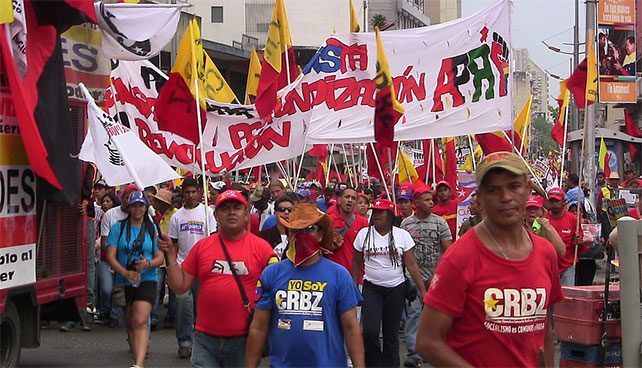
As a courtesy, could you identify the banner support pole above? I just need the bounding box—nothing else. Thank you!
[369,142,390,199]
[193,79,211,235]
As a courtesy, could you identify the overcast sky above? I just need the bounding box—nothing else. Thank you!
[462,0,586,103]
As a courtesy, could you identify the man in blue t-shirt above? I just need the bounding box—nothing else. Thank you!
[245,203,365,367]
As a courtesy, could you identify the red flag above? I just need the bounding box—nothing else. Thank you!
[474,132,513,155]
[442,137,457,190]
[625,110,642,161]
[566,59,596,109]
[366,142,397,181]
[255,0,298,118]
[309,144,328,158]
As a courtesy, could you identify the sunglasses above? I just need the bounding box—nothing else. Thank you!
[289,225,320,234]
[276,206,293,212]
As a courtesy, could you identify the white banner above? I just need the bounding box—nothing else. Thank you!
[4,0,27,79]
[79,83,180,187]
[0,244,36,290]
[275,0,512,144]
[95,2,186,61]
[105,60,309,175]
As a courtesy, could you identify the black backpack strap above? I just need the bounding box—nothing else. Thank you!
[219,235,250,309]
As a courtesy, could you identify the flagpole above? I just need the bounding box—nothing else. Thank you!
[331,148,342,184]
[467,135,477,170]
[502,131,544,190]
[364,146,371,188]
[284,44,292,85]
[431,139,436,188]
[326,144,334,184]
[193,79,211,235]
[370,142,391,199]
[399,143,412,183]
[519,123,528,154]
[389,146,397,207]
[294,143,307,186]
[350,144,359,188]
[559,102,570,187]
[341,144,354,187]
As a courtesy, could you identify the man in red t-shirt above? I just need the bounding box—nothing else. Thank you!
[432,181,458,239]
[327,185,369,272]
[160,190,277,366]
[546,187,581,286]
[416,152,563,367]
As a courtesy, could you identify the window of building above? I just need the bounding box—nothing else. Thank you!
[211,6,223,23]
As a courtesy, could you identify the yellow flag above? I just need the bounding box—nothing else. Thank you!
[375,26,404,115]
[513,95,533,153]
[599,136,608,173]
[203,53,237,103]
[173,19,205,109]
[586,29,597,103]
[0,0,13,24]
[350,0,360,32]
[245,46,262,104]
[460,144,483,171]
[397,150,418,184]
[264,0,293,72]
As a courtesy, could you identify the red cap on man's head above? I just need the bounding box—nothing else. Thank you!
[436,180,451,190]
[526,195,544,208]
[547,188,565,201]
[215,190,248,208]
[122,184,140,198]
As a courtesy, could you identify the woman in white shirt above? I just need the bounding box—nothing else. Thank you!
[351,198,425,368]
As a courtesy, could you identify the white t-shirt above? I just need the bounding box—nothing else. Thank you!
[168,203,216,265]
[354,226,415,288]
[101,206,128,237]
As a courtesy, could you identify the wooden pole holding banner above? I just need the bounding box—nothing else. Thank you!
[294,143,307,186]
[194,79,211,235]
[326,144,335,184]
[573,104,590,267]
[559,102,570,187]
[341,144,354,187]
[399,143,412,184]
[370,142,391,199]
[331,148,342,184]
[388,146,397,206]
[431,139,436,188]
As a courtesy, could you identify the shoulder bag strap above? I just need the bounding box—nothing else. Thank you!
[219,234,250,308]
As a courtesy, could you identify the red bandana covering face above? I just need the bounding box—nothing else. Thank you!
[286,233,321,267]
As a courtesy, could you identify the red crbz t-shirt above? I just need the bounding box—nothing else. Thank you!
[424,229,564,367]
[181,232,276,337]
[545,210,578,272]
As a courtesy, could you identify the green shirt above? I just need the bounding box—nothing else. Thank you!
[458,215,482,238]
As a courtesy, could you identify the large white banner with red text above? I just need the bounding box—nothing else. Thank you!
[104,60,309,175]
[277,0,513,144]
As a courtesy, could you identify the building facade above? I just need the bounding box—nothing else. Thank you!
[424,0,461,24]
[512,48,549,120]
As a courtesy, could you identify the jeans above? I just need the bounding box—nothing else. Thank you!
[176,281,200,344]
[404,278,422,361]
[86,220,96,306]
[560,265,576,287]
[190,330,247,368]
[96,260,113,317]
[361,280,405,367]
[152,268,176,322]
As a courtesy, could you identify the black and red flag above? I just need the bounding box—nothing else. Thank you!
[0,0,96,204]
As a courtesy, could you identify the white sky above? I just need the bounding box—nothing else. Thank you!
[462,0,587,104]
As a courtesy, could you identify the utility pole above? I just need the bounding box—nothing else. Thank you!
[585,0,597,211]
[363,1,367,32]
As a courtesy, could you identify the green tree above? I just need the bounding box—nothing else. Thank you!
[370,14,387,29]
[530,116,559,156]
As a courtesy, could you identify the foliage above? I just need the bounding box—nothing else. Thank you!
[530,116,560,156]
[370,14,387,29]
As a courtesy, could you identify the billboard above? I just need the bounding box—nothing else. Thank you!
[598,0,637,103]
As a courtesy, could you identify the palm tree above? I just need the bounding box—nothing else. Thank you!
[370,14,387,29]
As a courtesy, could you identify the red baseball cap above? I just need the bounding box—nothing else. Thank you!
[215,190,248,208]
[122,184,140,198]
[526,195,544,208]
[547,187,565,201]
[436,180,451,190]
[371,198,395,212]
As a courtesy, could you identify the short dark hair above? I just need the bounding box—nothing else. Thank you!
[275,196,295,208]
[182,178,199,190]
[567,173,579,186]
[144,186,157,195]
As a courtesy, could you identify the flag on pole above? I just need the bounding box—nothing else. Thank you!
[349,0,360,32]
[155,19,206,144]
[397,150,418,184]
[79,83,180,188]
[599,136,611,178]
[585,29,597,104]
[512,95,533,154]
[0,0,13,24]
[551,80,570,145]
[374,26,404,149]
[95,1,185,61]
[474,132,513,155]
[245,46,262,104]
[204,52,237,103]
[442,137,457,190]
[624,110,642,161]
[460,144,483,171]
[255,0,297,118]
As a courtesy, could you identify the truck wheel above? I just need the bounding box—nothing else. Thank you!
[1,300,21,367]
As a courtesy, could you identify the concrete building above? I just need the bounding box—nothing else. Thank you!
[424,0,461,24]
[366,0,430,31]
[512,48,549,120]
